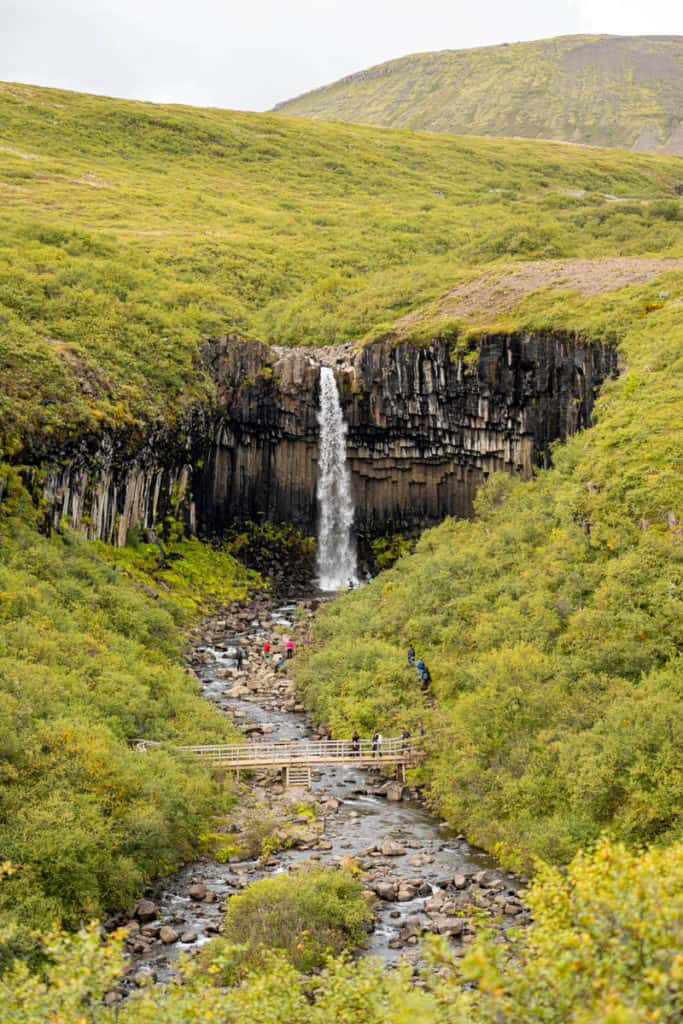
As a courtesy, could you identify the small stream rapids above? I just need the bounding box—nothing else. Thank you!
[120,595,524,988]
[316,366,358,590]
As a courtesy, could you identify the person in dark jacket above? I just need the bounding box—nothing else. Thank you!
[407,644,415,666]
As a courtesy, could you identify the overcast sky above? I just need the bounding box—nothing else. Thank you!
[1,0,680,111]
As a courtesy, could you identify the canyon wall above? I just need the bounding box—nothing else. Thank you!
[34,332,618,543]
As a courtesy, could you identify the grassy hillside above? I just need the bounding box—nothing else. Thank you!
[275,35,683,154]
[0,466,258,945]
[1,81,683,457]
[297,273,683,869]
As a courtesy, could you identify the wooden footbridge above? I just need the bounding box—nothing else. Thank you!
[135,736,420,788]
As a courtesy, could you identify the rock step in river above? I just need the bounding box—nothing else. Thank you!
[109,592,528,992]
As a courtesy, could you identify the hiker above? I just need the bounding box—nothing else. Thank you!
[285,638,294,660]
[419,666,432,690]
[407,643,415,667]
[416,657,425,674]
[371,730,382,757]
[351,730,361,756]
[401,727,411,751]
[365,570,373,583]
[262,640,271,659]
[418,721,426,738]
[273,652,286,672]
[348,578,355,591]
[234,646,244,671]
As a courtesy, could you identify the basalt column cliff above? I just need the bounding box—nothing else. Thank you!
[38,332,617,542]
[198,331,617,534]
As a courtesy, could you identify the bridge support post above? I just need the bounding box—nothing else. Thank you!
[397,763,406,784]
[285,764,312,789]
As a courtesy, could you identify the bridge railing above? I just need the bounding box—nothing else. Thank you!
[173,736,415,764]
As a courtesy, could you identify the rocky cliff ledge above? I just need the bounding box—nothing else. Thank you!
[34,332,617,543]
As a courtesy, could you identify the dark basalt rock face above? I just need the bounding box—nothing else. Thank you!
[32,332,618,544]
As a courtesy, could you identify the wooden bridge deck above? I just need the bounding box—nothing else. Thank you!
[135,736,418,771]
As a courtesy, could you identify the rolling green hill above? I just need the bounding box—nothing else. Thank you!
[275,35,683,154]
[1,80,682,455]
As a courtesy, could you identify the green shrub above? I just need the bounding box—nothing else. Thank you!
[210,866,372,975]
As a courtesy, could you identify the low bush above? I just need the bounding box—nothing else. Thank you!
[209,865,372,975]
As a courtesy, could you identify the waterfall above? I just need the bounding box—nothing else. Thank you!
[316,366,358,591]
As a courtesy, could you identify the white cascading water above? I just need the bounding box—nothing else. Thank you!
[316,366,358,590]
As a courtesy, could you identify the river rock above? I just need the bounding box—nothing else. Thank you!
[189,883,207,901]
[381,840,406,857]
[474,869,500,888]
[409,853,434,866]
[386,782,407,802]
[431,915,465,937]
[180,930,198,943]
[373,881,398,901]
[424,893,445,914]
[159,925,179,944]
[134,899,158,922]
[399,915,423,941]
[133,969,157,987]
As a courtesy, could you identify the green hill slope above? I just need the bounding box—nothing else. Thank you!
[298,276,683,868]
[1,81,683,455]
[275,35,683,154]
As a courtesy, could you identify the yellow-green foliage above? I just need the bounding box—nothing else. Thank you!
[297,282,683,868]
[276,34,683,154]
[210,866,372,975]
[0,471,245,936]
[2,839,680,1023]
[1,82,682,452]
[100,534,261,620]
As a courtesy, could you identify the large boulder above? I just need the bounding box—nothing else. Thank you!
[431,915,465,937]
[134,899,158,923]
[381,840,406,857]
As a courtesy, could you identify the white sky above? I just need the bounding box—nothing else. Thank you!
[0,0,680,111]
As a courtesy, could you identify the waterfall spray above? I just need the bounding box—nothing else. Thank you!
[316,366,358,591]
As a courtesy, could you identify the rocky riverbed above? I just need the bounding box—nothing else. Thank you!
[107,592,529,993]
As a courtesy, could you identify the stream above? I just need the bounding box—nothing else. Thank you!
[118,593,527,988]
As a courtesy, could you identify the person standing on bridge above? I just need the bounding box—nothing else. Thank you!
[351,730,360,756]
[401,727,411,751]
[371,730,382,757]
